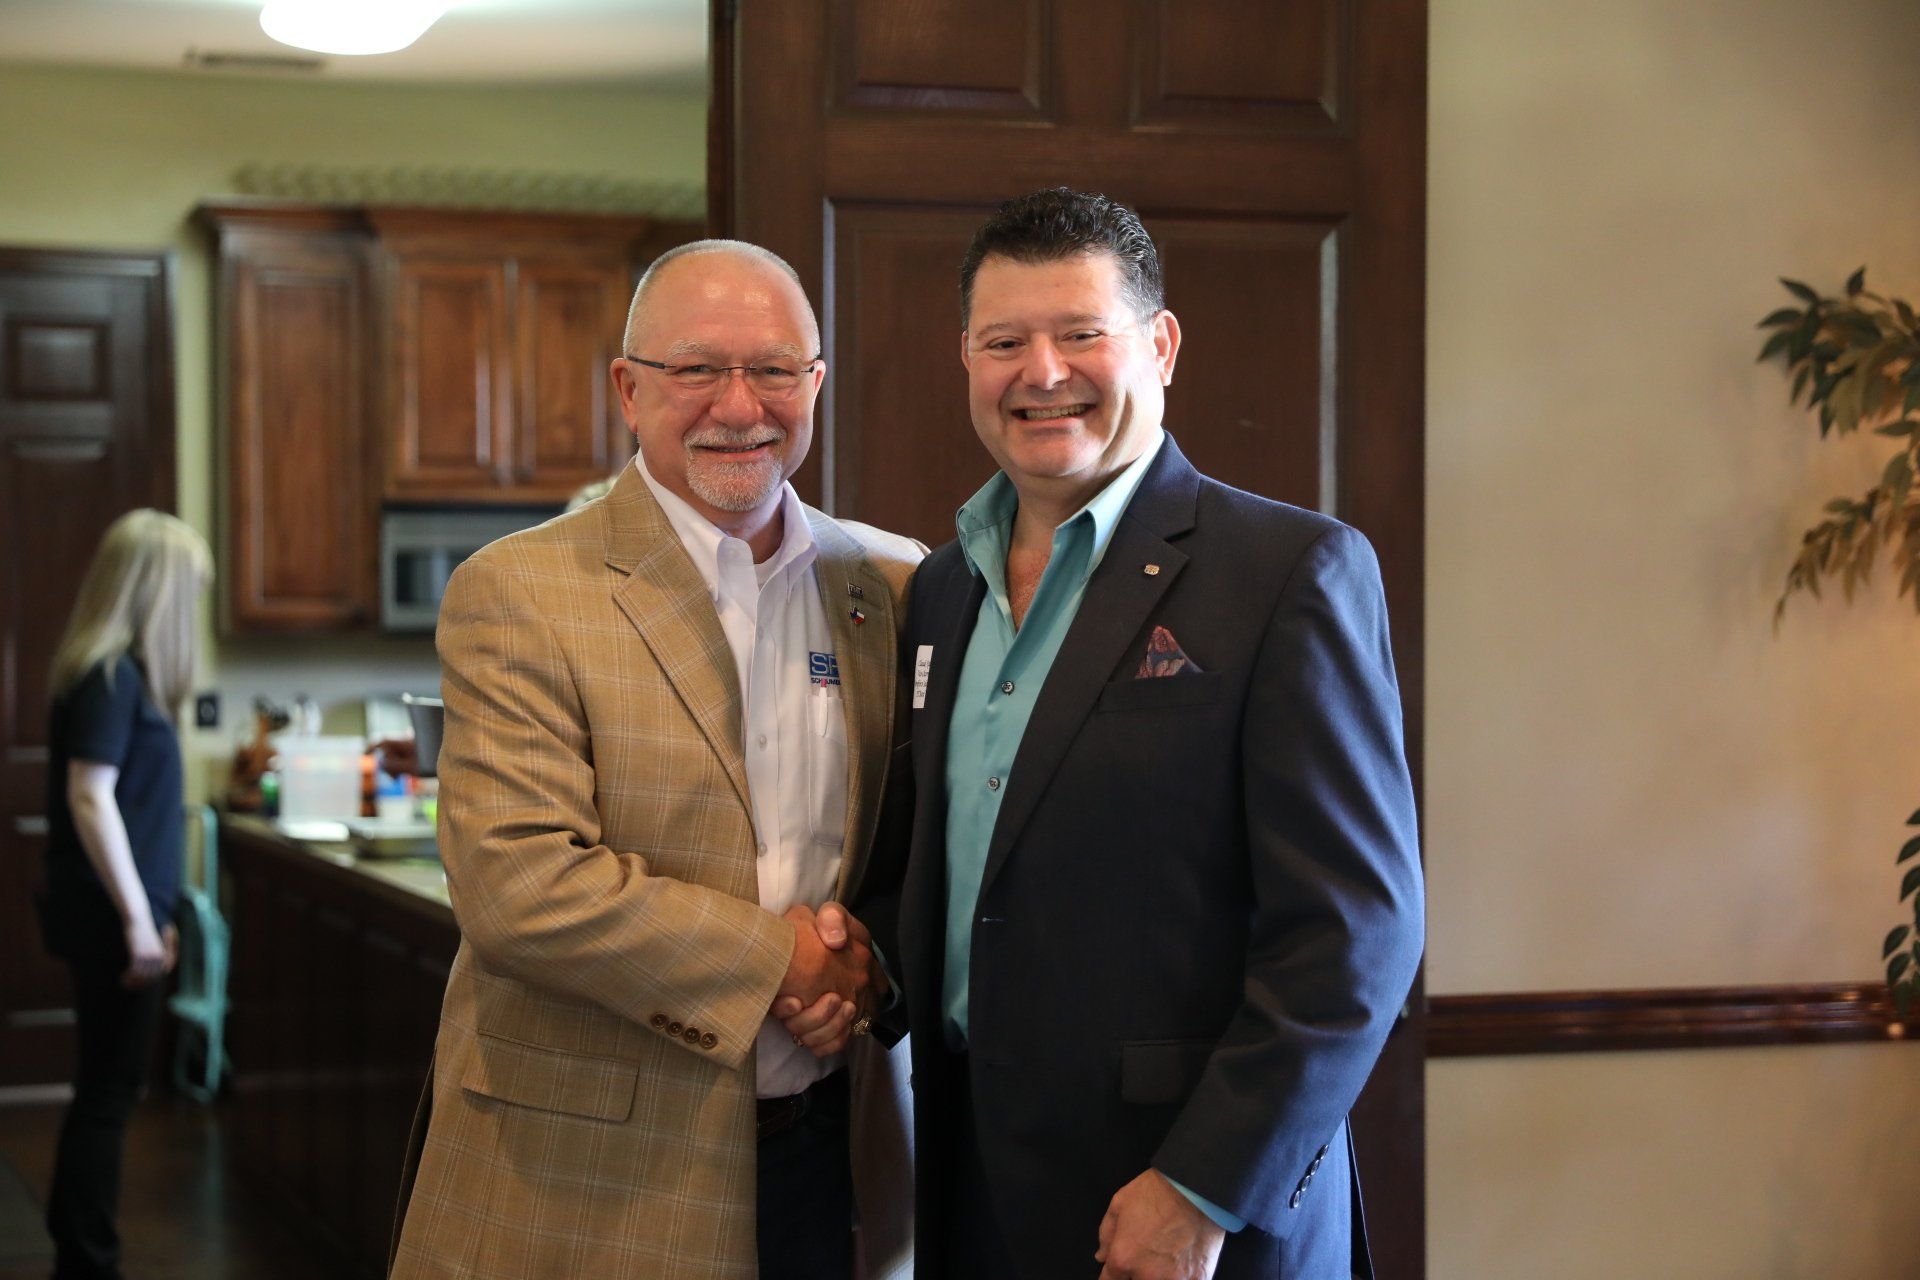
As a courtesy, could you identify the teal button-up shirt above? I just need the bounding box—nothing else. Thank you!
[941,429,1164,1046]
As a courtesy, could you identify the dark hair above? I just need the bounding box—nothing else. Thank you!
[958,187,1164,327]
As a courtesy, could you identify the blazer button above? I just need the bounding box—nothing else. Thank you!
[700,1032,718,1050]
[651,1014,668,1029]
[682,1026,701,1044]
[667,1021,684,1036]
[1288,1190,1302,1210]
[1317,1143,1330,1158]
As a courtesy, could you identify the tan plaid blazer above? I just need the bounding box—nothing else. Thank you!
[390,466,921,1280]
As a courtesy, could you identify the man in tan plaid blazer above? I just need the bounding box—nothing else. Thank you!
[391,242,920,1280]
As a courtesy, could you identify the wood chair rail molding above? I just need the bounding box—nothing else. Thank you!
[1428,982,1909,1057]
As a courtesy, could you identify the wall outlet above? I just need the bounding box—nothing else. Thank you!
[194,692,221,729]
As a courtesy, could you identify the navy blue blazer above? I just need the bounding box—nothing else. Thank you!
[875,435,1425,1279]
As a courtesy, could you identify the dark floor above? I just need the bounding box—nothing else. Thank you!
[0,1098,338,1280]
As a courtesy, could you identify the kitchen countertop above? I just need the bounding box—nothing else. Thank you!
[219,812,452,916]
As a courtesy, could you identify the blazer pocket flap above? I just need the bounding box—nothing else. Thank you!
[1119,1038,1217,1106]
[460,1031,637,1122]
[1096,671,1225,714]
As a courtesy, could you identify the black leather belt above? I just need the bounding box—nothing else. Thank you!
[756,1068,848,1142]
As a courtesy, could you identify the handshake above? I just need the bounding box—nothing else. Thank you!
[771,902,887,1057]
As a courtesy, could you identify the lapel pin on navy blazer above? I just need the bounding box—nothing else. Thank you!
[886,189,1425,1280]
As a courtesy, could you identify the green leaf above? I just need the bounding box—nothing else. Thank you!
[1900,834,1920,863]
[1885,926,1911,958]
[1782,277,1821,304]
[1905,807,1920,825]
[1891,952,1913,984]
[1896,298,1917,329]
[1757,330,1791,362]
[1897,984,1914,1019]
[1792,366,1812,403]
[1847,266,1866,296]
[1758,307,1803,328]
[1873,420,1917,438]
[1903,863,1920,900]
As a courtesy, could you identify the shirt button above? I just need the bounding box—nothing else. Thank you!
[987,777,1000,791]
[757,842,768,856]
[999,681,1015,695]
[756,734,768,748]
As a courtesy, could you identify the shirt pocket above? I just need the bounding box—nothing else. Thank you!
[807,687,849,848]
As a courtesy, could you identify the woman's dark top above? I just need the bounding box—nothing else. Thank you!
[40,655,184,958]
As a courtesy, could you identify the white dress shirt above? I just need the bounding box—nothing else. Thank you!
[633,455,848,1098]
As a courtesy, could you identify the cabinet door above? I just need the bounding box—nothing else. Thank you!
[224,229,374,630]
[385,254,513,499]
[511,258,633,496]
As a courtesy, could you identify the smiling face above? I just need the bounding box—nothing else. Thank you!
[610,251,823,527]
[961,251,1180,505]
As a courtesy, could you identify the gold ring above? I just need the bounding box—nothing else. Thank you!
[849,1016,873,1037]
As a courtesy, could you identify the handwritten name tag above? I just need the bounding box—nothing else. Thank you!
[912,645,933,709]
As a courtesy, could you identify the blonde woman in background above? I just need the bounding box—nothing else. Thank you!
[36,509,209,1280]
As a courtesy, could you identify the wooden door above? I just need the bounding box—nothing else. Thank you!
[0,246,175,1090]
[720,1,1429,1273]
[207,209,377,632]
[384,250,514,499]
[511,256,634,495]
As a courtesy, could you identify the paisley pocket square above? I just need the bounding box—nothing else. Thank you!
[1136,625,1202,678]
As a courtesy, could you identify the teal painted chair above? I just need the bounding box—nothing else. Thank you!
[168,804,229,1102]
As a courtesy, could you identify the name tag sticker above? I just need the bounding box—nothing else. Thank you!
[913,645,934,709]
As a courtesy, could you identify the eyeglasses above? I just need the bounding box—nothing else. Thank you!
[624,354,822,401]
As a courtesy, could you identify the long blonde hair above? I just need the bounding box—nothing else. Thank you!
[50,510,211,721]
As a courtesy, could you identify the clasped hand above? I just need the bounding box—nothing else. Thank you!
[770,902,887,1057]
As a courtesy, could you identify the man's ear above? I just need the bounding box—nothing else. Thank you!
[959,329,974,371]
[610,357,641,424]
[1151,310,1182,385]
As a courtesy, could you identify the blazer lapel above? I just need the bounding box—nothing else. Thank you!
[976,437,1202,901]
[808,512,898,900]
[602,467,754,818]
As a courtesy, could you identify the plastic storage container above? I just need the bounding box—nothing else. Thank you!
[271,734,366,819]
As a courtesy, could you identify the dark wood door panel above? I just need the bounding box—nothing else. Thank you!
[829,0,1052,117]
[1149,214,1342,514]
[1130,0,1351,132]
[826,201,990,543]
[0,246,172,1089]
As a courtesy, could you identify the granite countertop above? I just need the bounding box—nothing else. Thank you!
[220,812,451,911]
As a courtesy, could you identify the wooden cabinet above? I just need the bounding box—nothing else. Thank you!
[201,203,699,632]
[208,209,377,631]
[222,817,457,1277]
[374,211,641,503]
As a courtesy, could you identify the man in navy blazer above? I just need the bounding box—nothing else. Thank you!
[784,189,1423,1279]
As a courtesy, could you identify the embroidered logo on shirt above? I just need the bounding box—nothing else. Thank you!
[809,651,841,687]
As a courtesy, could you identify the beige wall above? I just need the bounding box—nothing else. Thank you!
[0,64,704,771]
[1428,1,1920,1275]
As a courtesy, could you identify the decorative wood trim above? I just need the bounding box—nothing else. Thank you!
[1428,982,1911,1057]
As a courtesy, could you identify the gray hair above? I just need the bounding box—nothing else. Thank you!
[622,239,820,356]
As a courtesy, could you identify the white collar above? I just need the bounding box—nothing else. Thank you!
[631,452,817,603]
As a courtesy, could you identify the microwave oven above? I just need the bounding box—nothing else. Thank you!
[380,506,558,632]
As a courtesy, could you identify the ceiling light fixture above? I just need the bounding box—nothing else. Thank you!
[260,0,452,57]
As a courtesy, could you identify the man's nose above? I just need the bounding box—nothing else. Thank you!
[1019,339,1070,389]
[710,368,763,420]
